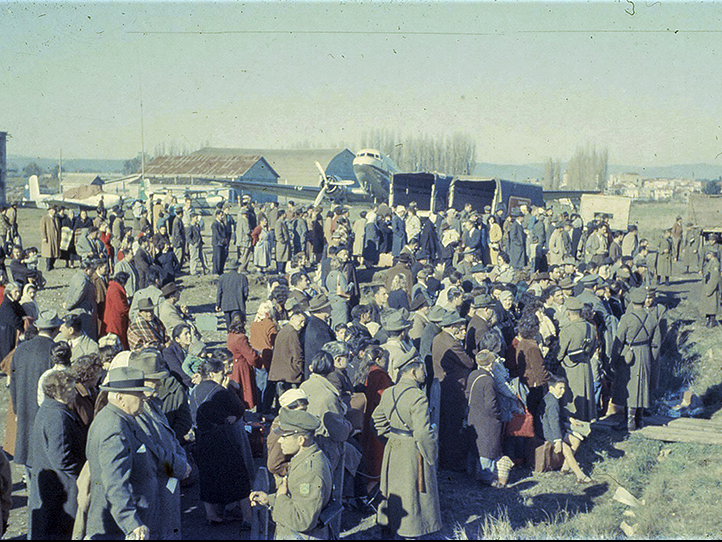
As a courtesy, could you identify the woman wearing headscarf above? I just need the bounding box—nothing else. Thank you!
[248,301,277,415]
[20,283,38,323]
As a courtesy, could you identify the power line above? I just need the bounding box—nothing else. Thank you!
[126,28,719,36]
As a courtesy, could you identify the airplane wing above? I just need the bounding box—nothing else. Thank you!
[211,179,325,201]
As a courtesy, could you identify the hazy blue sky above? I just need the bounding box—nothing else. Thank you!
[2,1,722,165]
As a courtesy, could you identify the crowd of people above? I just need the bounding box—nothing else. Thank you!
[0,192,713,540]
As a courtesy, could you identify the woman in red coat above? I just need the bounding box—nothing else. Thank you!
[355,345,392,491]
[227,313,262,410]
[102,272,130,348]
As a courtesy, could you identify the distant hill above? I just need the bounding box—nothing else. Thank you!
[7,155,125,175]
[474,162,722,182]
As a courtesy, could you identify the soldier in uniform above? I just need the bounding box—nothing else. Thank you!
[372,349,442,539]
[557,297,597,422]
[644,289,666,392]
[611,288,658,431]
[682,222,701,274]
[250,409,333,540]
[701,250,720,328]
[656,229,674,286]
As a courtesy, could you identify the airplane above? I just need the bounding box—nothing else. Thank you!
[24,174,124,210]
[197,149,400,206]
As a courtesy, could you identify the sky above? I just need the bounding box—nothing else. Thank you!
[2,1,722,166]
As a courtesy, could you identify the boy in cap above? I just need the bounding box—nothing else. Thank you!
[250,409,333,540]
[372,350,441,538]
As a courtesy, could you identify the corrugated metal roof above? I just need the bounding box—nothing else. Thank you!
[192,147,354,186]
[145,155,271,179]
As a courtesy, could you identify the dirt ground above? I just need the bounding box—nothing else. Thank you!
[0,205,714,540]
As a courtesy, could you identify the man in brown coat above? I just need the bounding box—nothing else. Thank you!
[432,312,475,470]
[465,295,496,357]
[40,206,60,271]
[268,308,307,402]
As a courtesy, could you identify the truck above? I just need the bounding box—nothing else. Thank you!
[389,173,544,214]
[687,193,722,234]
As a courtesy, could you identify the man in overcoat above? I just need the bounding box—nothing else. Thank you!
[63,260,98,340]
[40,206,60,271]
[84,367,157,540]
[301,295,335,380]
[269,309,307,400]
[508,209,527,269]
[10,311,62,472]
[701,250,720,327]
[215,262,249,329]
[431,312,475,470]
[611,288,659,431]
[372,350,441,538]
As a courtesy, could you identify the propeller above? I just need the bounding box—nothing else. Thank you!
[314,161,329,207]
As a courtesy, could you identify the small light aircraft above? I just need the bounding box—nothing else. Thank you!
[24,175,124,210]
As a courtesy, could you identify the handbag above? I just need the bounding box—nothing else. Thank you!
[505,398,535,438]
[534,440,564,472]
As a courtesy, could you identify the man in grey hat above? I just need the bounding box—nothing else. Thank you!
[303,295,335,380]
[373,349,441,538]
[466,295,497,358]
[250,409,333,540]
[381,309,413,382]
[85,367,158,540]
[419,306,451,390]
[10,310,62,474]
[63,259,98,340]
[127,350,191,538]
[432,311,475,470]
[215,261,250,329]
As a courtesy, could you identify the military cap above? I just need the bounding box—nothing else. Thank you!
[137,297,155,312]
[472,294,496,309]
[579,274,601,287]
[396,252,412,264]
[440,312,466,328]
[308,295,331,313]
[470,263,487,274]
[532,271,551,281]
[279,388,309,409]
[629,288,647,305]
[278,409,321,435]
[382,309,412,332]
[428,306,451,323]
[409,295,429,311]
[100,367,153,393]
[565,297,585,311]
[127,349,169,380]
[395,348,424,373]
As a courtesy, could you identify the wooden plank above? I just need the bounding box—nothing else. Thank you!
[639,426,722,446]
[668,418,722,430]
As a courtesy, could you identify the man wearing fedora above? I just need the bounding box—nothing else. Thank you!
[465,295,497,358]
[381,309,414,382]
[432,311,475,470]
[215,261,249,330]
[128,350,191,538]
[302,295,335,380]
[85,367,157,540]
[128,297,168,351]
[10,310,62,473]
[159,282,199,341]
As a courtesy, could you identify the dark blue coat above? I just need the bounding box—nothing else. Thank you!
[392,215,407,257]
[28,398,86,539]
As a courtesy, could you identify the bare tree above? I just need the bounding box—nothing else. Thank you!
[566,143,609,190]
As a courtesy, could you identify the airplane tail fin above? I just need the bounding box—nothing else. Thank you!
[28,175,41,201]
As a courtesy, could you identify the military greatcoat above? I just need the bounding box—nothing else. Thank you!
[557,319,597,421]
[373,378,442,538]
